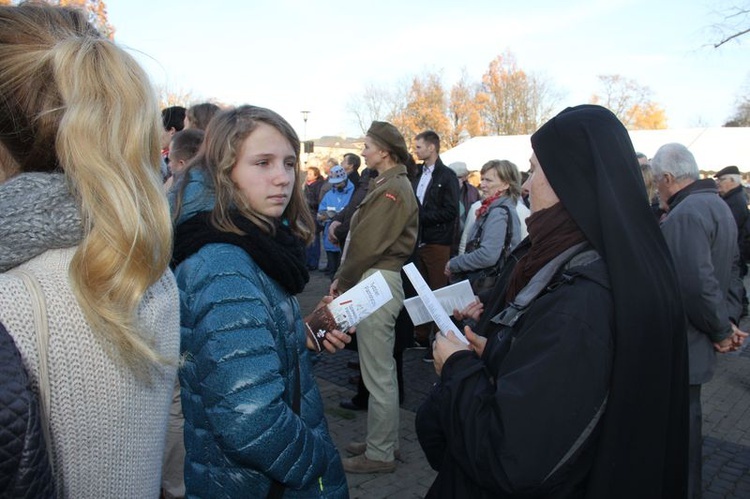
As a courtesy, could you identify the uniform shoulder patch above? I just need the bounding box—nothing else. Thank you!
[385,192,397,202]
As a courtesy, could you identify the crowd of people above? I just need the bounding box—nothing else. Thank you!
[0,3,748,499]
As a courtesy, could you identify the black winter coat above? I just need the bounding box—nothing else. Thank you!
[416,256,614,498]
[722,184,750,269]
[0,322,54,497]
[412,158,459,246]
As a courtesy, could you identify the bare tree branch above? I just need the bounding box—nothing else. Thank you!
[710,4,750,48]
[714,27,750,47]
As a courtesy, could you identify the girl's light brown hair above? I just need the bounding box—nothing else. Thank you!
[174,105,314,243]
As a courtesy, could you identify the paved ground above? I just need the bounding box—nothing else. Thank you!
[300,265,750,498]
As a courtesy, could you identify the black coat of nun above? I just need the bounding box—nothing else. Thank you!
[416,105,688,499]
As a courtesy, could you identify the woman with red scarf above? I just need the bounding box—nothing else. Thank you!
[417,105,688,498]
[444,160,522,287]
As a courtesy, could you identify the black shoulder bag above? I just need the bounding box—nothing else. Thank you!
[461,205,514,295]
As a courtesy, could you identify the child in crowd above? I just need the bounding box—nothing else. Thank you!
[170,105,349,497]
[164,128,205,192]
[318,165,355,278]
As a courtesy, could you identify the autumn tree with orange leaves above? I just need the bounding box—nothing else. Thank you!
[350,51,563,148]
[480,52,559,135]
[391,73,452,148]
[448,70,488,146]
[591,75,667,129]
[348,51,669,148]
[0,0,114,38]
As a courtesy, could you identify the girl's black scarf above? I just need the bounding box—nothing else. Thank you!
[172,211,309,295]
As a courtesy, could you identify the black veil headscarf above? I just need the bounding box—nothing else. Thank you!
[531,105,688,498]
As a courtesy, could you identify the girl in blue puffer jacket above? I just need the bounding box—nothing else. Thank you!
[170,105,350,498]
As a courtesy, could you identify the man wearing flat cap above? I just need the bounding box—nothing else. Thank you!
[714,166,750,270]
[715,165,750,286]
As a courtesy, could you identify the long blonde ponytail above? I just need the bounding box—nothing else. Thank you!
[52,37,173,370]
[0,4,173,372]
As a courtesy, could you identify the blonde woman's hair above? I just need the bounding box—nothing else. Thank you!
[481,159,522,203]
[0,4,173,372]
[640,163,655,201]
[174,105,314,243]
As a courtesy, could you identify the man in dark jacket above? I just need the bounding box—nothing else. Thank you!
[412,131,459,289]
[652,144,748,499]
[715,165,749,277]
[342,152,361,187]
[716,165,749,316]
[412,131,459,354]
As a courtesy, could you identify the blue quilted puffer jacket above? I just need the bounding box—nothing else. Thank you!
[172,170,348,498]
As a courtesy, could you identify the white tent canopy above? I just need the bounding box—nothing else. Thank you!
[441,128,750,173]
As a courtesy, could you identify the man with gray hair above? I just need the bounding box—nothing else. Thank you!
[651,142,748,498]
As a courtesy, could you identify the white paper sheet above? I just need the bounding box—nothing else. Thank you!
[403,279,476,326]
[402,263,469,344]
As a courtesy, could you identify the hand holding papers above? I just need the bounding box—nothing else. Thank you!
[403,279,476,326]
[304,271,393,352]
[403,263,469,345]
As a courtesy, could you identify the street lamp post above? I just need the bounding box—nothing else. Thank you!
[301,110,310,167]
[301,110,310,141]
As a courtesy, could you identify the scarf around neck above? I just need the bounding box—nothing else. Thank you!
[504,202,587,302]
[475,191,503,220]
[0,172,83,273]
[172,211,309,295]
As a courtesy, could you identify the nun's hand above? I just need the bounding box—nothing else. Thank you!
[463,325,487,358]
[433,331,470,376]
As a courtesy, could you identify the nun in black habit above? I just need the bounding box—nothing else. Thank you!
[416,105,688,499]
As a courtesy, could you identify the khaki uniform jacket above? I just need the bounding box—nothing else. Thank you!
[336,164,418,292]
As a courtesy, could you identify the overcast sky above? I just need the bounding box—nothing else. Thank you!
[108,0,748,139]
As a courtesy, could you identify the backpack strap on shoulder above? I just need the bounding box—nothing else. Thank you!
[490,242,591,327]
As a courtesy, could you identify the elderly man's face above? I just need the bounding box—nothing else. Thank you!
[716,175,737,196]
[525,153,560,213]
[654,171,683,206]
